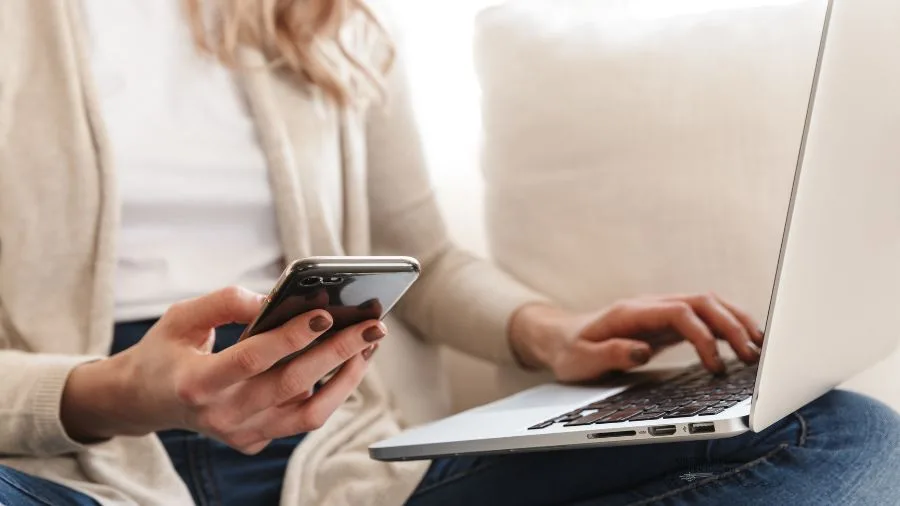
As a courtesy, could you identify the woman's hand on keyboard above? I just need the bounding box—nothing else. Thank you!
[508,293,764,382]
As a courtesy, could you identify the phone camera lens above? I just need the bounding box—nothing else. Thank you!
[323,276,344,285]
[300,276,323,287]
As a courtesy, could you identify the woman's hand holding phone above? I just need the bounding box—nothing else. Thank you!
[61,286,384,454]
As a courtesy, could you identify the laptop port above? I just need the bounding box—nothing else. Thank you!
[689,422,716,434]
[649,425,677,436]
[587,430,637,440]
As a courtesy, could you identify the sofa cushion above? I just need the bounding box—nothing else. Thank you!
[475,0,826,322]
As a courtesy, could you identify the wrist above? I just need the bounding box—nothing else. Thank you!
[508,303,574,370]
[60,353,150,443]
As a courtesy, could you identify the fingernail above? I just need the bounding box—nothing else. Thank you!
[714,356,727,372]
[750,345,761,359]
[363,324,386,343]
[630,347,651,365]
[363,344,378,361]
[359,299,377,310]
[306,292,320,301]
[309,315,332,332]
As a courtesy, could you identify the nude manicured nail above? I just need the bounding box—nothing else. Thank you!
[309,316,332,332]
[630,347,651,365]
[363,345,378,361]
[363,325,386,343]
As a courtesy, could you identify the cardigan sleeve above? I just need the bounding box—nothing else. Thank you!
[0,347,102,456]
[365,54,547,366]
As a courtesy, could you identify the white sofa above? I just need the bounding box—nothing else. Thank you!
[434,0,899,413]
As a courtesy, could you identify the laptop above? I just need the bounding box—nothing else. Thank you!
[370,0,900,462]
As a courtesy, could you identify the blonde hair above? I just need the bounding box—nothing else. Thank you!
[183,0,394,106]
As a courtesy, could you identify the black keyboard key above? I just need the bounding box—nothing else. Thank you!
[628,411,666,422]
[528,420,555,430]
[656,403,684,412]
[663,406,706,418]
[564,409,619,426]
[697,407,726,416]
[554,413,584,423]
[595,407,645,424]
[586,400,617,409]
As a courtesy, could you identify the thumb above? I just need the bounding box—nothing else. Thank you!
[584,338,653,374]
[166,286,266,334]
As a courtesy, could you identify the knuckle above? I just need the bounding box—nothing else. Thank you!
[671,301,692,318]
[610,301,630,314]
[237,444,264,456]
[220,433,244,448]
[222,430,263,453]
[196,410,231,436]
[219,286,246,313]
[277,370,308,400]
[174,377,204,407]
[299,407,326,431]
[726,321,745,337]
[330,335,358,362]
[232,348,265,376]
[220,285,245,300]
[282,323,312,351]
[215,407,243,431]
[165,301,189,321]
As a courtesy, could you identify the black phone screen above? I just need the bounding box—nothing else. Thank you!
[244,268,418,349]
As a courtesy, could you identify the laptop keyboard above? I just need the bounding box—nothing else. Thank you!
[527,361,757,430]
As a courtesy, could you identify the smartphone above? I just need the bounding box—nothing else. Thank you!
[239,256,420,362]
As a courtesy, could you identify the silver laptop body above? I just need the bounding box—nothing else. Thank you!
[370,0,900,462]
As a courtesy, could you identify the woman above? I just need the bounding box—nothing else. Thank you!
[0,1,897,505]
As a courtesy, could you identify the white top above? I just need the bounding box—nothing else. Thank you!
[80,0,285,321]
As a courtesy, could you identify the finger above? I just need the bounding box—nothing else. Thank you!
[281,388,315,406]
[247,354,368,441]
[716,298,765,346]
[193,309,334,395]
[284,320,384,394]
[322,299,385,328]
[684,295,759,364]
[633,330,683,349]
[233,320,384,415]
[256,290,331,338]
[644,301,724,373]
[165,286,266,334]
[568,339,653,380]
[588,301,724,373]
[658,293,764,348]
[362,343,378,361]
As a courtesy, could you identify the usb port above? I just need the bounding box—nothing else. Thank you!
[649,425,677,436]
[689,422,716,434]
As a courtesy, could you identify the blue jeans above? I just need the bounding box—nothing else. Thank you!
[1,321,898,505]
